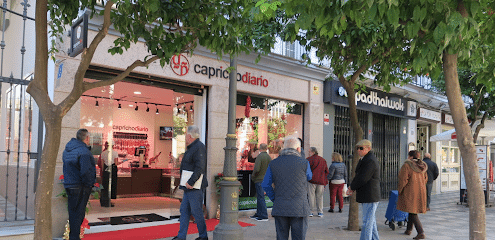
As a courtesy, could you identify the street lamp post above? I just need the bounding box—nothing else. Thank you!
[213,56,243,239]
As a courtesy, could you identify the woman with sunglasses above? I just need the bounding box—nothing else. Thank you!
[397,150,428,239]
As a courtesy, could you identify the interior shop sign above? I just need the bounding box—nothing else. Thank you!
[170,54,269,87]
[113,125,149,132]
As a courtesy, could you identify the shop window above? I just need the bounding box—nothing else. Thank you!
[442,181,448,187]
[236,94,303,170]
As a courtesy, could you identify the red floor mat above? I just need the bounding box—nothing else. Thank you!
[83,219,255,239]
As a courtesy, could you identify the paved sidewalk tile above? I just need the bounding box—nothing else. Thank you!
[160,191,495,240]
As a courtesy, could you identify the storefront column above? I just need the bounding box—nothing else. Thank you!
[304,81,324,156]
[431,122,442,194]
[51,58,84,237]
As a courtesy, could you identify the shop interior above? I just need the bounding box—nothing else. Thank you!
[80,79,200,223]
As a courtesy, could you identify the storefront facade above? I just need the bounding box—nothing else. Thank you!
[322,80,415,199]
[51,26,327,235]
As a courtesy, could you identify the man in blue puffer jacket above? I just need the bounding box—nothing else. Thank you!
[63,128,96,240]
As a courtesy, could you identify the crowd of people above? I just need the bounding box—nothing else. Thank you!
[63,127,439,240]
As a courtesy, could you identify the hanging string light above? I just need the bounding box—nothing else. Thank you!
[95,97,99,107]
[134,102,138,111]
[117,99,121,109]
[155,104,159,114]
[146,103,150,112]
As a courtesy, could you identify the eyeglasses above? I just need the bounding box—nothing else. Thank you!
[356,146,365,150]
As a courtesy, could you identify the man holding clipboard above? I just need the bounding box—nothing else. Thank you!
[173,125,209,240]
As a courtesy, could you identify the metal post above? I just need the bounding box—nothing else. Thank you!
[213,56,243,239]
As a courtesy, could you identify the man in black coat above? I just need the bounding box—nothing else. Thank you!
[347,139,380,240]
[423,153,439,211]
[173,125,208,240]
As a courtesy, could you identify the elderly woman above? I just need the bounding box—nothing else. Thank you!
[327,152,348,213]
[397,150,428,239]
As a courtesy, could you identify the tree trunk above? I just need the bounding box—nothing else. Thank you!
[340,77,364,231]
[472,112,488,144]
[33,116,63,240]
[443,52,485,240]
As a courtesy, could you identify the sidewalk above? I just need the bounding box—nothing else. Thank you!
[161,191,495,240]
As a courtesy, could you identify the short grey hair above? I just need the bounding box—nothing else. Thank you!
[187,125,200,139]
[283,136,301,150]
[309,147,318,155]
[76,129,89,141]
[259,143,268,151]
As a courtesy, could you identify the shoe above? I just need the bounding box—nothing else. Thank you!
[249,215,258,219]
[317,213,323,218]
[194,237,208,240]
[328,209,334,213]
[338,209,342,213]
[172,237,185,240]
[426,208,430,211]
[256,217,268,221]
[404,229,412,235]
[413,233,426,239]
[309,213,314,217]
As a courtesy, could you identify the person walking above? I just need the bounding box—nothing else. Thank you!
[99,141,120,207]
[306,147,328,217]
[262,136,312,240]
[63,129,96,240]
[250,143,272,221]
[346,139,380,240]
[327,152,347,213]
[397,150,428,239]
[423,153,438,211]
[172,125,209,240]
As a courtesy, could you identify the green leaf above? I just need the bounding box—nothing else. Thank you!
[368,4,377,21]
[471,1,480,17]
[387,6,399,26]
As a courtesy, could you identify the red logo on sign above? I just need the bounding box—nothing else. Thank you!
[170,54,190,76]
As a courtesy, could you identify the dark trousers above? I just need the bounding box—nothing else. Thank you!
[255,182,268,219]
[407,213,424,234]
[329,183,344,210]
[100,164,118,207]
[66,186,92,240]
[274,216,308,240]
[177,189,207,239]
[426,183,432,208]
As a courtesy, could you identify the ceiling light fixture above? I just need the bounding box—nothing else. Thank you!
[146,103,150,112]
[134,102,139,111]
[134,91,141,95]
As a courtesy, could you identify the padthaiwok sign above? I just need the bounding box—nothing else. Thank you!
[323,80,411,118]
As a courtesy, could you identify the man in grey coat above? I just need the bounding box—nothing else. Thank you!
[262,137,312,240]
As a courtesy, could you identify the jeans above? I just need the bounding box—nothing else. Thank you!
[426,183,432,208]
[255,182,268,219]
[177,189,207,239]
[360,202,379,240]
[274,216,308,240]
[329,183,344,210]
[308,183,324,213]
[66,186,92,240]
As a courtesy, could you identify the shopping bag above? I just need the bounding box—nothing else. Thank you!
[342,184,349,197]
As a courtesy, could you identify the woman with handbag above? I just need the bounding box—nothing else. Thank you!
[327,152,348,213]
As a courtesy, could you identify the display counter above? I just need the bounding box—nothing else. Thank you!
[101,167,180,196]
[237,170,273,210]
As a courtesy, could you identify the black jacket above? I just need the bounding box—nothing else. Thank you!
[423,157,439,184]
[350,151,381,203]
[180,139,208,190]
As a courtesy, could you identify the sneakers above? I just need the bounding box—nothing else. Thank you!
[249,215,258,219]
[256,217,269,221]
[309,213,314,217]
[317,213,324,218]
[328,209,334,213]
[339,209,342,213]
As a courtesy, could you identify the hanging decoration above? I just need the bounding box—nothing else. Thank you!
[245,96,251,118]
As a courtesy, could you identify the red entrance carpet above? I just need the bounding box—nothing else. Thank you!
[84,219,255,240]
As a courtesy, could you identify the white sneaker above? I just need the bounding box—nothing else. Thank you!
[318,213,323,218]
[309,213,314,217]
